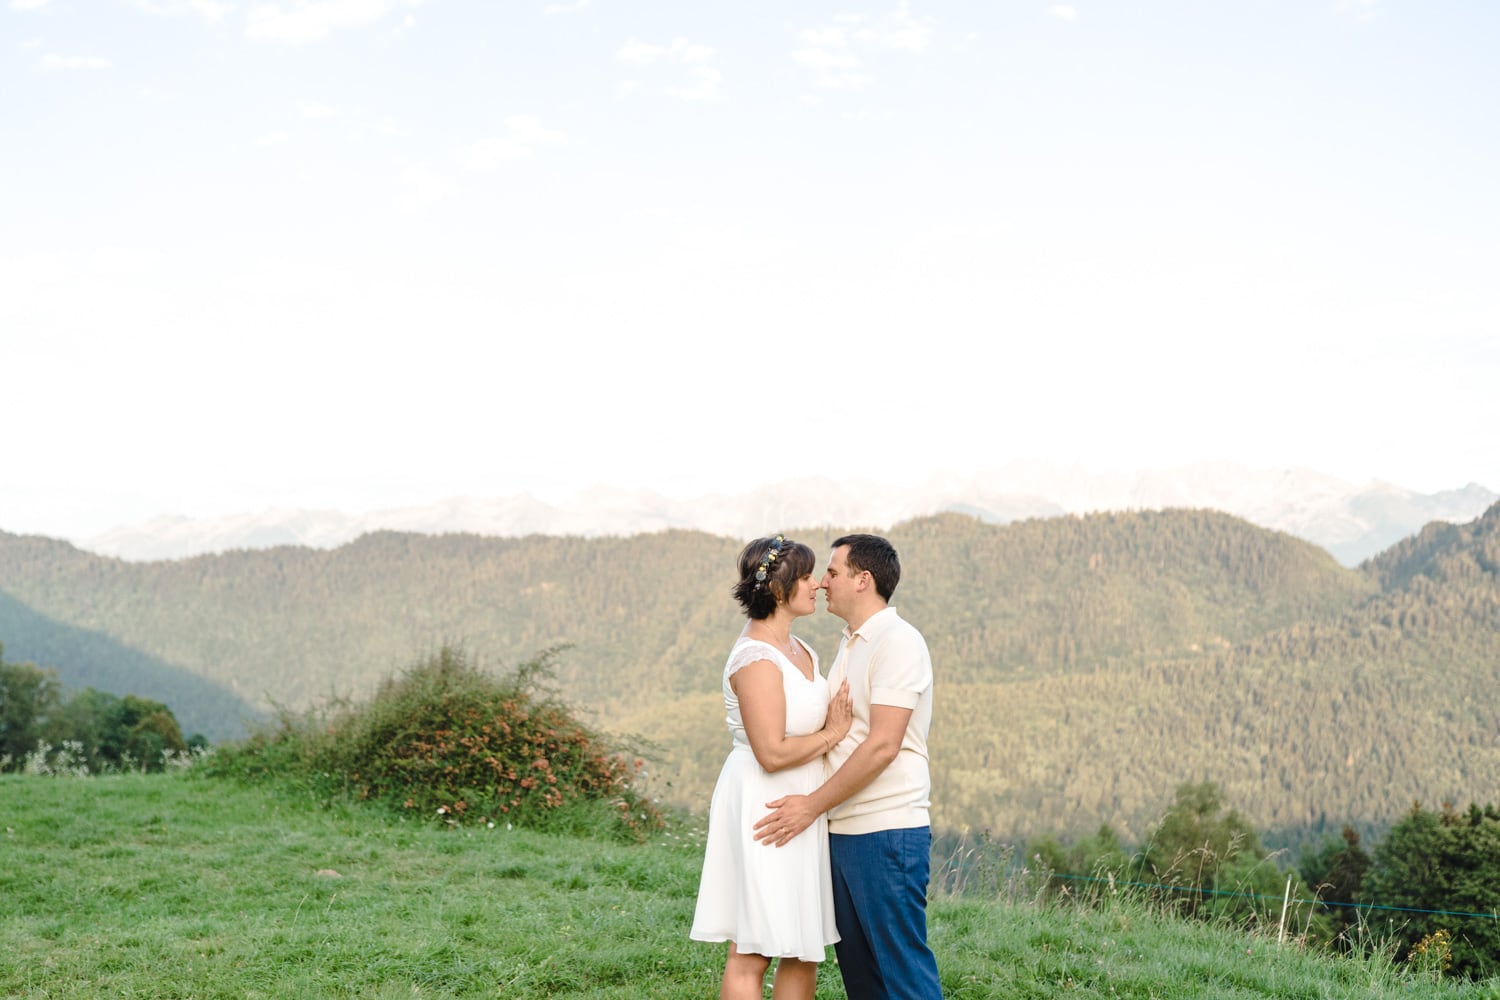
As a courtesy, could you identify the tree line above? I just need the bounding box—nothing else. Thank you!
[0,511,1375,719]
[0,642,202,772]
[1019,780,1500,979]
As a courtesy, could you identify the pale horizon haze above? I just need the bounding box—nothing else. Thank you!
[4,1,1496,542]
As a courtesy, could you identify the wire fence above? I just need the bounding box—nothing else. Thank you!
[1046,870,1500,922]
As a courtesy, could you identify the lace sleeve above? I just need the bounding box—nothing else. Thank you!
[725,640,778,678]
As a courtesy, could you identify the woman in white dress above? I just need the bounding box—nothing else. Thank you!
[691,534,852,1000]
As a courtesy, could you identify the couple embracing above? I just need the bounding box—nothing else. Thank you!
[690,533,943,1000]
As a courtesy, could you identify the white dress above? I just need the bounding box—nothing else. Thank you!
[690,637,839,962]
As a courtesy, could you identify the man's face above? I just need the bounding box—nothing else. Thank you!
[818,545,859,622]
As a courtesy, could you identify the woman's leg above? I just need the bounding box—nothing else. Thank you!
[770,956,817,1000]
[721,942,771,1000]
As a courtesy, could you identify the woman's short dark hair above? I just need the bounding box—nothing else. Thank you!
[732,535,816,620]
[832,533,900,601]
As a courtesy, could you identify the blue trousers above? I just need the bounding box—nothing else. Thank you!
[829,827,943,1000]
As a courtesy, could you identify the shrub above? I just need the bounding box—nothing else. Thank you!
[1365,801,1500,979]
[209,645,663,842]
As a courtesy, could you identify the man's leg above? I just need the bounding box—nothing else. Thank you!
[829,833,885,1000]
[847,827,943,1000]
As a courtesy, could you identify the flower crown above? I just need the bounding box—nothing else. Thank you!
[752,534,785,591]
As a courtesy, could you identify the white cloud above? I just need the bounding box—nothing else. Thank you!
[246,0,420,45]
[793,7,929,90]
[88,246,163,276]
[799,27,846,47]
[615,37,721,100]
[256,130,290,145]
[853,8,932,51]
[617,37,713,65]
[11,0,53,10]
[676,41,714,63]
[794,46,857,71]
[0,251,65,294]
[793,45,871,90]
[1336,0,1378,19]
[127,0,235,19]
[457,137,531,169]
[616,38,665,65]
[665,65,722,101]
[457,115,565,171]
[40,53,113,71]
[541,0,586,14]
[302,101,336,119]
[1050,4,1078,21]
[506,115,565,146]
[397,164,455,213]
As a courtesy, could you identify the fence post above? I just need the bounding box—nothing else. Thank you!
[1278,875,1292,945]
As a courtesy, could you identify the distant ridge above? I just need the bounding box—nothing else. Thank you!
[74,463,1495,566]
[7,504,1500,847]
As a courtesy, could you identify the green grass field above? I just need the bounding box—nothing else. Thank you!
[4,771,1498,999]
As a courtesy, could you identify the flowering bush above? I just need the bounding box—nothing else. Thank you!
[218,645,662,842]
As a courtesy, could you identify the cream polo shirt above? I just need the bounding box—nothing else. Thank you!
[825,606,933,835]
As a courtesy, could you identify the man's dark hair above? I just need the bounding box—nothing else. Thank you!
[833,533,900,602]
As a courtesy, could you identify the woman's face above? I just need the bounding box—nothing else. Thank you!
[787,573,818,618]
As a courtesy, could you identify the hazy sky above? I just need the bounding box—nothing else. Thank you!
[4,0,1496,540]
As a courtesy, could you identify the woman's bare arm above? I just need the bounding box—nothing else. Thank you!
[732,661,851,773]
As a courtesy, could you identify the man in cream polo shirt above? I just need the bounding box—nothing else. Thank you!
[754,533,941,1000]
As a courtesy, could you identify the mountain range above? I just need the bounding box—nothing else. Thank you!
[74,462,1499,565]
[5,501,1500,850]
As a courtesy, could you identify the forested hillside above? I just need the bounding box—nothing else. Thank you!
[3,505,1497,846]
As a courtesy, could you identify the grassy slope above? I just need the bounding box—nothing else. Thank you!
[2,773,1496,999]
